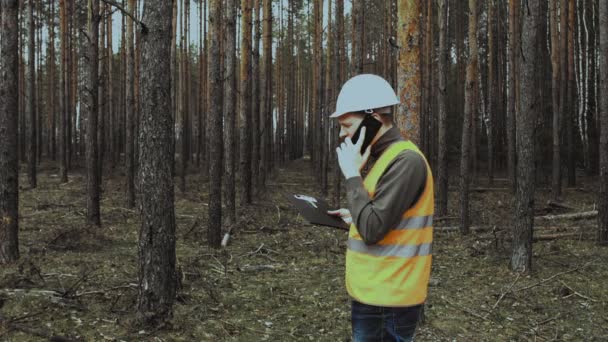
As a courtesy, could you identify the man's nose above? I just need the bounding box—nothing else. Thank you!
[339,128,347,140]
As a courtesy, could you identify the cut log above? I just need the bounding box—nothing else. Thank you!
[536,211,598,220]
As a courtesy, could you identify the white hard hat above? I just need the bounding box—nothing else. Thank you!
[330,74,400,118]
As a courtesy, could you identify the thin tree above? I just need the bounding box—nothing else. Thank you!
[511,0,540,272]
[333,0,345,207]
[251,0,260,194]
[224,0,237,225]
[59,0,68,182]
[487,0,495,186]
[459,0,478,235]
[551,0,560,199]
[239,0,252,205]
[85,0,101,226]
[436,0,449,217]
[125,0,136,208]
[26,0,37,188]
[599,0,608,245]
[396,0,421,145]
[98,3,107,179]
[49,0,57,161]
[208,0,224,248]
[351,0,364,76]
[0,0,20,264]
[322,0,333,196]
[566,0,576,187]
[107,3,115,171]
[259,0,272,191]
[137,0,177,324]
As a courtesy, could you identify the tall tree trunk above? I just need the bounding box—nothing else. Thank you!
[224,0,237,225]
[239,0,252,205]
[252,0,261,194]
[459,0,478,235]
[177,0,186,192]
[557,0,569,197]
[512,0,539,272]
[26,0,37,188]
[333,0,345,208]
[107,4,115,171]
[137,0,177,325]
[508,0,520,194]
[397,0,421,145]
[208,0,224,248]
[566,0,576,186]
[323,0,333,197]
[313,0,322,183]
[436,0,449,217]
[259,0,272,191]
[125,0,136,208]
[487,0,495,186]
[0,0,20,264]
[551,0,561,199]
[49,0,57,162]
[59,0,68,183]
[86,0,101,227]
[351,0,364,76]
[598,0,608,245]
[98,4,107,179]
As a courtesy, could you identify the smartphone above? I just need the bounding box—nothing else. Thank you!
[351,115,382,152]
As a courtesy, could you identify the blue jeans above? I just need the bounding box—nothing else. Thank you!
[351,300,422,342]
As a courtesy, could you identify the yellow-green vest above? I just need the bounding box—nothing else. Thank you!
[346,140,434,307]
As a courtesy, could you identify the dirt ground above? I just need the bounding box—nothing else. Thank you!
[1,158,607,341]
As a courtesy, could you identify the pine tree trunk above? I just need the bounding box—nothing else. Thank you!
[459,0,478,235]
[551,0,561,199]
[49,0,57,161]
[125,0,136,208]
[239,0,253,206]
[107,4,115,171]
[208,0,224,248]
[351,0,364,76]
[259,0,272,191]
[333,0,345,208]
[323,0,333,197]
[0,0,20,264]
[98,4,107,179]
[59,0,68,183]
[598,0,608,244]
[313,0,323,184]
[566,0,576,187]
[512,0,539,273]
[487,0,495,186]
[397,0,421,145]
[137,0,177,325]
[26,0,37,189]
[252,0,261,194]
[224,0,237,225]
[436,0,449,217]
[86,0,100,227]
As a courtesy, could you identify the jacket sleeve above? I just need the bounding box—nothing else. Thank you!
[345,150,427,245]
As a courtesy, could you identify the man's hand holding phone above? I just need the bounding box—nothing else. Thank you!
[336,126,371,179]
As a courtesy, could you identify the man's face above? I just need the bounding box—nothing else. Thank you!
[337,113,365,141]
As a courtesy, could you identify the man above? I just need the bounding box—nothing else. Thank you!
[327,74,434,342]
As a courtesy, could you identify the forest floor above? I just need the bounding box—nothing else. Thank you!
[1,157,608,341]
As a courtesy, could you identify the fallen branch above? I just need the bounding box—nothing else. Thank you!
[536,211,597,221]
[489,272,522,314]
[559,281,597,302]
[513,259,597,293]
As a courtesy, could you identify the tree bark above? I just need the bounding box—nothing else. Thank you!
[208,0,223,248]
[86,0,101,227]
[566,0,576,187]
[0,0,20,264]
[333,0,345,208]
[487,0,495,186]
[396,0,421,145]
[598,0,608,245]
[125,0,136,208]
[59,0,68,183]
[239,0,252,205]
[436,0,449,217]
[137,0,177,325]
[259,0,272,192]
[551,0,561,200]
[252,0,261,194]
[26,0,37,189]
[223,0,237,225]
[512,0,540,273]
[459,0,478,235]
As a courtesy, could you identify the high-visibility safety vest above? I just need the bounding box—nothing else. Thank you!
[346,140,434,307]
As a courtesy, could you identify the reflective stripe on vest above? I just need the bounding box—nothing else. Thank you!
[345,140,434,308]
